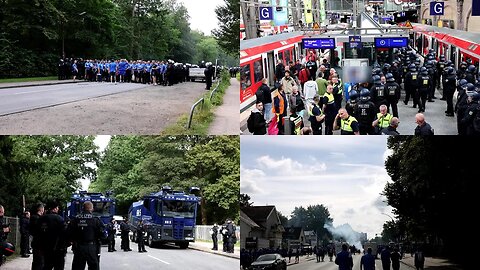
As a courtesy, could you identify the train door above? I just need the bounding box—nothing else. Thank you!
[450,45,458,69]
[264,52,276,86]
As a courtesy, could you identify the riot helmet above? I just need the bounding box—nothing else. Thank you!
[385,73,395,82]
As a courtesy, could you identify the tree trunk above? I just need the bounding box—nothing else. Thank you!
[457,0,464,30]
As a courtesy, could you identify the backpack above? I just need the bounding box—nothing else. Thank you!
[247,112,255,133]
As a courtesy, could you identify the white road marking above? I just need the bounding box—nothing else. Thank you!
[148,255,171,265]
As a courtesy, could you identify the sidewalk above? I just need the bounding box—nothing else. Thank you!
[208,78,240,135]
[285,255,317,266]
[188,241,239,260]
[401,256,462,270]
[0,79,78,89]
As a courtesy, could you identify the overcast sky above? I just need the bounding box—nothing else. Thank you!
[241,136,394,240]
[78,135,111,190]
[179,0,223,35]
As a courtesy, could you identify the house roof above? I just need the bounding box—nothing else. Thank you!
[283,227,304,240]
[240,210,260,228]
[241,206,276,224]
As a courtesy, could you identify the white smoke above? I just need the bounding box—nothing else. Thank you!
[324,223,363,250]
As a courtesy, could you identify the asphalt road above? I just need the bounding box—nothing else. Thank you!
[2,242,237,270]
[288,254,415,270]
[0,82,146,116]
[0,81,207,134]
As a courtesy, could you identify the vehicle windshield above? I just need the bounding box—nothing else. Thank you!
[257,254,277,261]
[158,200,195,218]
[92,201,113,217]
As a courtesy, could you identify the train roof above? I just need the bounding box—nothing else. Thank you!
[412,23,480,57]
[240,31,304,51]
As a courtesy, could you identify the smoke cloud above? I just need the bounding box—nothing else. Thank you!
[324,222,363,250]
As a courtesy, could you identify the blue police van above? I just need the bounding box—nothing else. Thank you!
[128,186,200,249]
[66,191,116,235]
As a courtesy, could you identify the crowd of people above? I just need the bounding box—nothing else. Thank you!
[210,219,237,254]
[57,58,218,88]
[248,47,480,135]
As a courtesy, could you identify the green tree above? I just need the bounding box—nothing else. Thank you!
[212,0,240,56]
[239,193,253,208]
[289,204,333,242]
[384,136,473,267]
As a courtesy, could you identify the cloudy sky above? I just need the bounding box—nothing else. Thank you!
[180,0,224,35]
[241,136,394,240]
[78,135,111,190]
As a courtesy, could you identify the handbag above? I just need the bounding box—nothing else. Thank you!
[268,115,279,135]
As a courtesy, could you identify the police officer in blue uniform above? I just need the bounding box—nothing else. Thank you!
[68,201,105,270]
[106,218,116,252]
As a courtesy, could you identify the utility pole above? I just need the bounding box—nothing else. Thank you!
[241,0,258,39]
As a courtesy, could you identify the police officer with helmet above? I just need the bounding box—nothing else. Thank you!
[417,67,431,113]
[455,80,471,135]
[370,75,387,111]
[404,64,419,107]
[68,201,105,270]
[356,88,376,135]
[385,73,401,117]
[443,67,457,117]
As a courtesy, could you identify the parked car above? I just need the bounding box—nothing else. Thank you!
[250,254,287,270]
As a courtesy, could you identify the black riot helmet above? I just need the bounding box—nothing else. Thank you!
[372,68,382,76]
[360,88,371,101]
[372,75,381,84]
[385,73,395,82]
[420,67,428,75]
[459,79,468,87]
[439,55,446,61]
[383,63,391,71]
[471,92,480,102]
[460,61,468,69]
[468,65,476,73]
[447,67,455,75]
[349,89,359,101]
[465,83,476,96]
[408,64,417,71]
[425,60,434,68]
[446,60,453,67]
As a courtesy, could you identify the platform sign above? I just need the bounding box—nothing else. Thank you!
[430,2,444,16]
[302,38,336,49]
[349,36,362,48]
[474,0,480,16]
[259,7,273,20]
[375,37,408,48]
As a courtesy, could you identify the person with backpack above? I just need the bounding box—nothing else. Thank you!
[247,101,267,135]
[256,78,272,122]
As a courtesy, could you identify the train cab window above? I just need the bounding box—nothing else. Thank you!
[241,64,252,90]
[253,60,263,84]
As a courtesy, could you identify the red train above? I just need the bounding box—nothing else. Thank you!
[240,32,305,112]
[410,23,480,67]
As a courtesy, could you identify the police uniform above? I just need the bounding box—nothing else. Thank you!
[404,67,419,107]
[106,221,116,252]
[137,223,146,252]
[68,211,105,270]
[374,112,393,134]
[338,115,359,135]
[417,71,430,112]
[322,92,337,135]
[37,211,67,270]
[211,224,218,250]
[120,221,131,251]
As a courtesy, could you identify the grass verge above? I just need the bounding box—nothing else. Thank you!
[161,71,231,135]
[0,76,57,83]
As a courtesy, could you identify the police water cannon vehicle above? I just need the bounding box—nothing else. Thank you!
[66,191,116,225]
[128,186,201,249]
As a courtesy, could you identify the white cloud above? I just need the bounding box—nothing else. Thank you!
[240,166,265,194]
[179,0,223,35]
[256,155,327,176]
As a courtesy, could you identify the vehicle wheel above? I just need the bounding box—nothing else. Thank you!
[178,242,189,249]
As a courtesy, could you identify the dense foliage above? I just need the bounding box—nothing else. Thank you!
[0,136,99,215]
[0,0,237,78]
[213,0,240,57]
[90,135,240,224]
[383,136,473,267]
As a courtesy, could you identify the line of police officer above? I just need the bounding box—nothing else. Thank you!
[211,219,236,254]
[24,201,105,270]
[344,46,480,135]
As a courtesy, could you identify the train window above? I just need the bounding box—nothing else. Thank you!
[285,50,292,64]
[240,64,252,90]
[253,60,263,84]
[278,51,284,63]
